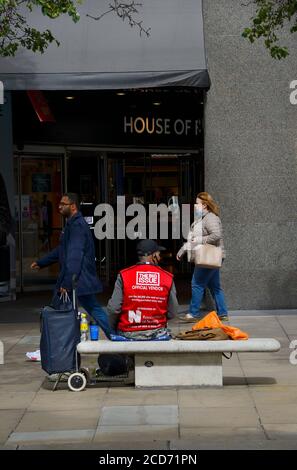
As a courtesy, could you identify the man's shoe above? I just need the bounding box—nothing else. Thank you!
[178,313,200,323]
[25,349,41,362]
[47,372,71,382]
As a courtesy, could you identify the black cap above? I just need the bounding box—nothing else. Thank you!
[136,239,166,256]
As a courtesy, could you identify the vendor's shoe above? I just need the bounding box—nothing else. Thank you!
[219,315,229,322]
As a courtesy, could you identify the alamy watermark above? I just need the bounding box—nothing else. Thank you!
[93,196,202,241]
[0,81,3,105]
[289,340,297,365]
[0,340,4,365]
[289,81,297,104]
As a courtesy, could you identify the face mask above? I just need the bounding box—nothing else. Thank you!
[194,206,203,218]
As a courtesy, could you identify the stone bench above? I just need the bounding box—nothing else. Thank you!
[77,338,280,388]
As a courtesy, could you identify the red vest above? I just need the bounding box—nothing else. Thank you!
[118,263,173,332]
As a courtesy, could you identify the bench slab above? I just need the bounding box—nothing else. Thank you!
[77,338,280,388]
[77,338,280,354]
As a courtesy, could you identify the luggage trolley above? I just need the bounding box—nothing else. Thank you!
[40,278,135,391]
[68,362,133,392]
[40,276,86,392]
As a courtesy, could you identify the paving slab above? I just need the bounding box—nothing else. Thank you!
[263,424,297,440]
[15,441,170,450]
[94,425,179,443]
[0,392,36,410]
[7,429,95,445]
[250,385,297,405]
[170,438,297,450]
[99,405,178,426]
[245,372,297,386]
[14,409,100,432]
[256,404,297,424]
[0,410,26,445]
[104,388,178,406]
[28,389,107,412]
[18,336,40,346]
[179,426,265,440]
[177,388,254,407]
[0,382,43,393]
[179,406,260,428]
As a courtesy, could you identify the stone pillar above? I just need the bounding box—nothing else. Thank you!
[203,0,297,308]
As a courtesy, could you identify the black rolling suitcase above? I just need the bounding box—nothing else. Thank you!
[40,286,80,377]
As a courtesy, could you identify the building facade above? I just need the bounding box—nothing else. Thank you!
[0,0,296,308]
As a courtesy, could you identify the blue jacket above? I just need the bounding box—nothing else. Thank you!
[37,212,102,295]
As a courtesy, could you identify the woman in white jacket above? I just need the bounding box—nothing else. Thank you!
[176,192,228,322]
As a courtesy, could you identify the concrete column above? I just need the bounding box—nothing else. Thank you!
[203,0,297,308]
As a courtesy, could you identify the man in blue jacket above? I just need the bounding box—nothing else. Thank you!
[31,193,112,338]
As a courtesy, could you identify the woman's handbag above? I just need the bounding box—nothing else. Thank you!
[193,243,223,268]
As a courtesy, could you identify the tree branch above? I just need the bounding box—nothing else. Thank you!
[87,1,151,37]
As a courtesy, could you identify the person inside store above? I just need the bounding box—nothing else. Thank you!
[176,192,229,322]
[30,192,113,338]
[40,194,53,251]
[107,239,179,340]
[0,171,14,298]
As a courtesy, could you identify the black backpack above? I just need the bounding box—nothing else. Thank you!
[97,354,129,376]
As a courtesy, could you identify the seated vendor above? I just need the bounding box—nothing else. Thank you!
[107,239,179,340]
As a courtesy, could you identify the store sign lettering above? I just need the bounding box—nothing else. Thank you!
[124,116,200,136]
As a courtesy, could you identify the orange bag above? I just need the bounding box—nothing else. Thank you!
[192,311,249,340]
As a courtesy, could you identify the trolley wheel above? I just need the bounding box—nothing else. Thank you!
[68,372,87,392]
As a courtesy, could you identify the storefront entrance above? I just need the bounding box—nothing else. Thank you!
[13,148,202,291]
[12,88,205,292]
[67,149,203,284]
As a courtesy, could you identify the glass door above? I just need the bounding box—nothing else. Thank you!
[102,151,203,282]
[14,155,64,291]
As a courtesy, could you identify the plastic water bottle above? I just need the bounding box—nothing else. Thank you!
[80,313,89,341]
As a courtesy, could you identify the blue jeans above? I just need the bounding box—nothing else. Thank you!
[189,267,228,318]
[78,294,113,338]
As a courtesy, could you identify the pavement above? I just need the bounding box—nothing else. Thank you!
[1,293,297,450]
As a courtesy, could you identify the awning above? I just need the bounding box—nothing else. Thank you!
[0,0,209,90]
